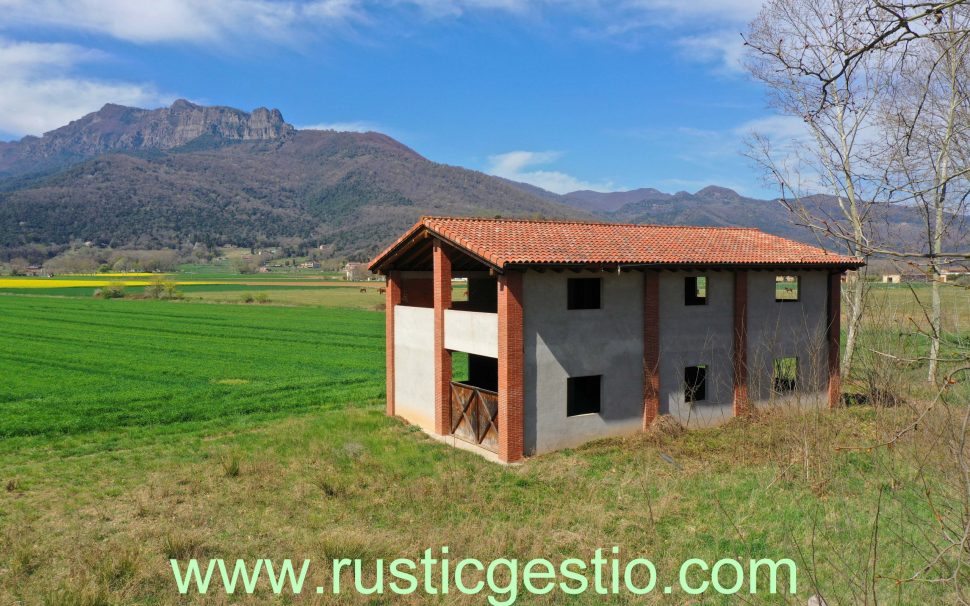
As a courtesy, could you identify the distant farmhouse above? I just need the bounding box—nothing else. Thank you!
[343,262,374,281]
[370,217,863,463]
[881,271,964,284]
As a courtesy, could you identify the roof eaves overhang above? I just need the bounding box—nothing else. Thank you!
[504,259,866,271]
[367,221,429,273]
[430,232,504,273]
[368,222,504,274]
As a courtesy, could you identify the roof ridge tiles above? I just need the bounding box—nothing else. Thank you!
[420,215,760,231]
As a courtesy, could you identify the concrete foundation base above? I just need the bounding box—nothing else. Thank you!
[423,429,519,465]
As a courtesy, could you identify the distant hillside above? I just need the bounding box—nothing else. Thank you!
[507,182,964,255]
[2,99,954,262]
[560,188,672,213]
[0,101,583,260]
[600,185,815,243]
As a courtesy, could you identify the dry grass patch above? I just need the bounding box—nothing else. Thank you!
[0,404,962,605]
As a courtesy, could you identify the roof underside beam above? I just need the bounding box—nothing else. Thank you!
[374,231,496,273]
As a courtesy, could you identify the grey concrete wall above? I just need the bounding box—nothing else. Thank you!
[657,271,735,427]
[522,270,645,455]
[657,270,830,427]
[393,305,436,432]
[746,271,829,407]
[393,266,832,456]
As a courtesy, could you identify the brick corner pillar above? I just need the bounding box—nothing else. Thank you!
[433,240,453,435]
[827,271,842,408]
[642,270,661,430]
[732,270,749,417]
[385,271,402,417]
[498,270,524,463]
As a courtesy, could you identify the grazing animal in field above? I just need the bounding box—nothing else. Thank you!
[378,288,386,294]
[359,288,367,293]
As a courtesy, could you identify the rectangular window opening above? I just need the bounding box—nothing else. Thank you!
[685,276,707,306]
[451,351,469,384]
[684,365,707,403]
[567,375,602,416]
[775,275,800,302]
[451,278,468,302]
[450,351,498,392]
[567,278,601,310]
[773,357,798,394]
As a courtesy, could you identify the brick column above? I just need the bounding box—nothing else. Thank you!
[498,270,524,463]
[642,271,661,429]
[385,271,402,417]
[433,241,453,435]
[732,270,749,417]
[827,271,842,408]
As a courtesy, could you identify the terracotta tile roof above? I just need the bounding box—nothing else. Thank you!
[369,216,864,271]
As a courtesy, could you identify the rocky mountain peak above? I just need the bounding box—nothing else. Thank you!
[169,98,197,111]
[0,100,295,173]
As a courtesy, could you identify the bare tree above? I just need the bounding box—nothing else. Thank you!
[801,1,970,109]
[747,0,970,382]
[745,0,885,377]
[878,7,970,381]
[744,4,970,601]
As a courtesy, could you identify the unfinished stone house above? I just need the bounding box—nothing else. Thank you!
[369,217,863,463]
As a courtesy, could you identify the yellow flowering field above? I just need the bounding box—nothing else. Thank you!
[63,272,160,277]
[0,278,216,288]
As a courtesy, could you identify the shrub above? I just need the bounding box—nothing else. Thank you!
[144,278,182,300]
[93,285,125,299]
[232,258,259,274]
[254,292,270,304]
[240,293,255,303]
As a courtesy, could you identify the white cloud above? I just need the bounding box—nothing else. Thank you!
[486,150,614,194]
[0,0,362,45]
[298,120,385,133]
[0,38,172,136]
[401,0,535,18]
[405,0,765,24]
[676,29,747,73]
[0,0,762,46]
[733,114,832,194]
[622,0,762,22]
[733,114,810,141]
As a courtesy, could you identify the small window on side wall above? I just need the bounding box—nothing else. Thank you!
[567,278,601,310]
[684,365,707,403]
[685,276,707,305]
[773,357,798,394]
[567,375,601,416]
[775,275,800,302]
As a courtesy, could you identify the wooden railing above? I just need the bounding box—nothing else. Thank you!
[450,382,499,453]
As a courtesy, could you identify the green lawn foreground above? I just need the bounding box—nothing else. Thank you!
[0,293,957,605]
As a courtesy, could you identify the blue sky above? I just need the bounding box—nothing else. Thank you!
[0,0,795,197]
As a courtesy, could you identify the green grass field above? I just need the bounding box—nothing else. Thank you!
[0,296,384,446]
[0,284,965,604]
